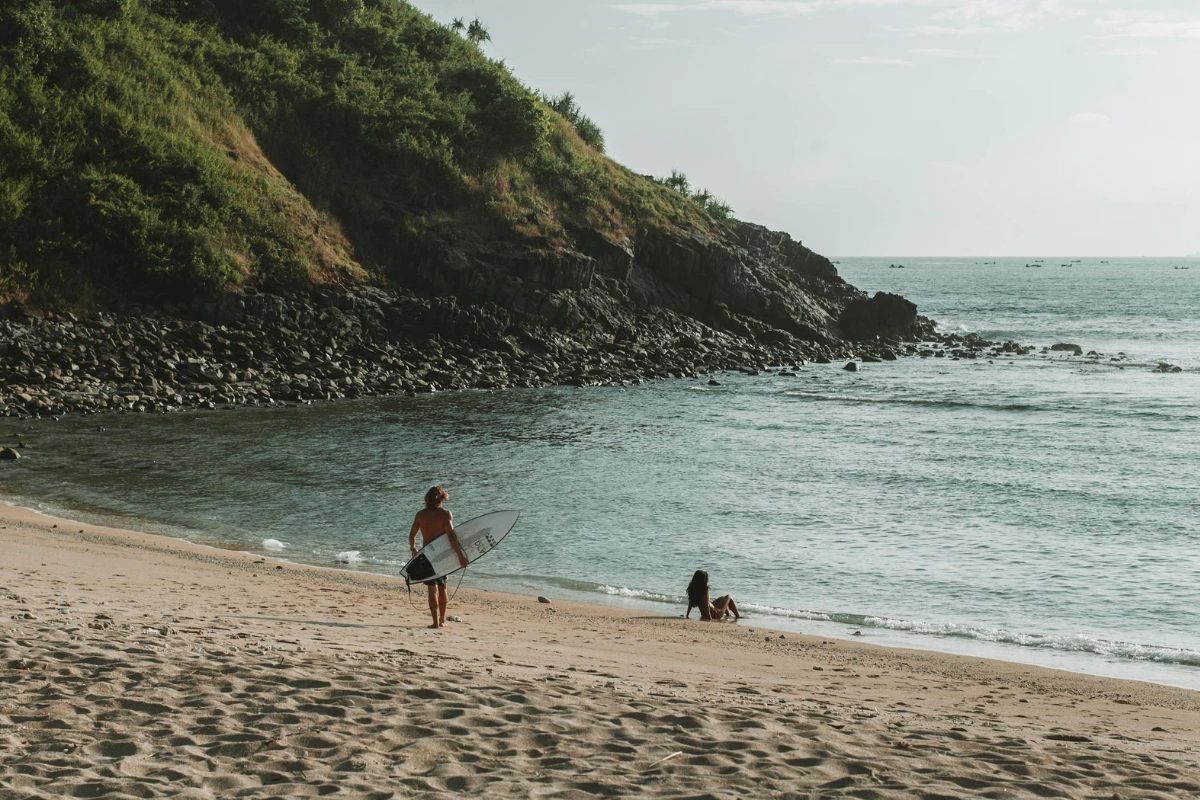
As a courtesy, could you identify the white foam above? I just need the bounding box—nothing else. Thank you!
[728,605,1200,667]
[597,585,680,603]
[262,539,288,551]
[335,550,363,564]
[857,616,1200,666]
[935,320,974,334]
[741,603,834,622]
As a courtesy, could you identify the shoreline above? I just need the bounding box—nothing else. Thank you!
[3,501,1199,797]
[7,492,1200,694]
[0,282,958,420]
[6,488,1199,688]
[1,292,1180,424]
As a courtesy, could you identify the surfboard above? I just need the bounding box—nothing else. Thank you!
[400,509,520,585]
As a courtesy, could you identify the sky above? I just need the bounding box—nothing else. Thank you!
[417,0,1200,256]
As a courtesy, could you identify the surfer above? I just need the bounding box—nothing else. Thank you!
[685,570,740,622]
[409,486,469,629]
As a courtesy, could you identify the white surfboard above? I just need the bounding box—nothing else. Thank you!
[400,510,520,585]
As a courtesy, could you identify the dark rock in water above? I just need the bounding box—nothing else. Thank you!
[0,447,19,460]
[860,354,882,363]
[707,379,721,386]
[843,361,860,372]
[1050,343,1083,356]
[1153,363,1183,374]
[881,351,898,361]
[839,292,928,341]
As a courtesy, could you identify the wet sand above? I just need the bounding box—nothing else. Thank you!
[3,504,1199,798]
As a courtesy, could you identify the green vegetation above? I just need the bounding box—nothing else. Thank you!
[0,0,726,307]
[658,170,734,223]
[540,92,605,154]
[447,17,490,45]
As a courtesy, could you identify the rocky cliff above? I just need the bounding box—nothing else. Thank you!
[0,0,939,418]
[0,0,932,346]
[405,214,929,350]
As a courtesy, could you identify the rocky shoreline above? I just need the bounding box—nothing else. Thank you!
[1,281,1166,422]
[0,284,993,420]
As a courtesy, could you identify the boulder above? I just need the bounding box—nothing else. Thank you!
[843,361,860,372]
[1050,343,1083,356]
[838,292,922,341]
[0,447,20,460]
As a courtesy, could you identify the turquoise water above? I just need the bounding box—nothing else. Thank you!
[3,257,1199,687]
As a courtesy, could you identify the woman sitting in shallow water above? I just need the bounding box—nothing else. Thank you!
[685,570,740,621]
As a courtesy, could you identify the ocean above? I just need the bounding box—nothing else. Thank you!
[3,257,1198,687]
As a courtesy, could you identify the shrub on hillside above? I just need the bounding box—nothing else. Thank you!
[656,171,734,223]
[540,91,605,153]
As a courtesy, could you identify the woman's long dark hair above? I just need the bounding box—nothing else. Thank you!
[686,570,708,608]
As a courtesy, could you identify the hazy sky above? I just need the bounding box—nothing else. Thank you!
[418,0,1199,256]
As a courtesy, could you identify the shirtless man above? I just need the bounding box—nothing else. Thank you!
[409,486,469,629]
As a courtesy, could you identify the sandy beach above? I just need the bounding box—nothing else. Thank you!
[3,505,1199,798]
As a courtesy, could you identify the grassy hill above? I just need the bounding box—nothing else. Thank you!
[0,0,717,307]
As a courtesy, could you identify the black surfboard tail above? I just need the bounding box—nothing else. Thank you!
[405,552,436,583]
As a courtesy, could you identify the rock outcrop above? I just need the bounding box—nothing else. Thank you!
[838,292,932,341]
[416,219,871,349]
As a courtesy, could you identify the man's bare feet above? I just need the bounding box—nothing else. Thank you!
[428,623,440,629]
